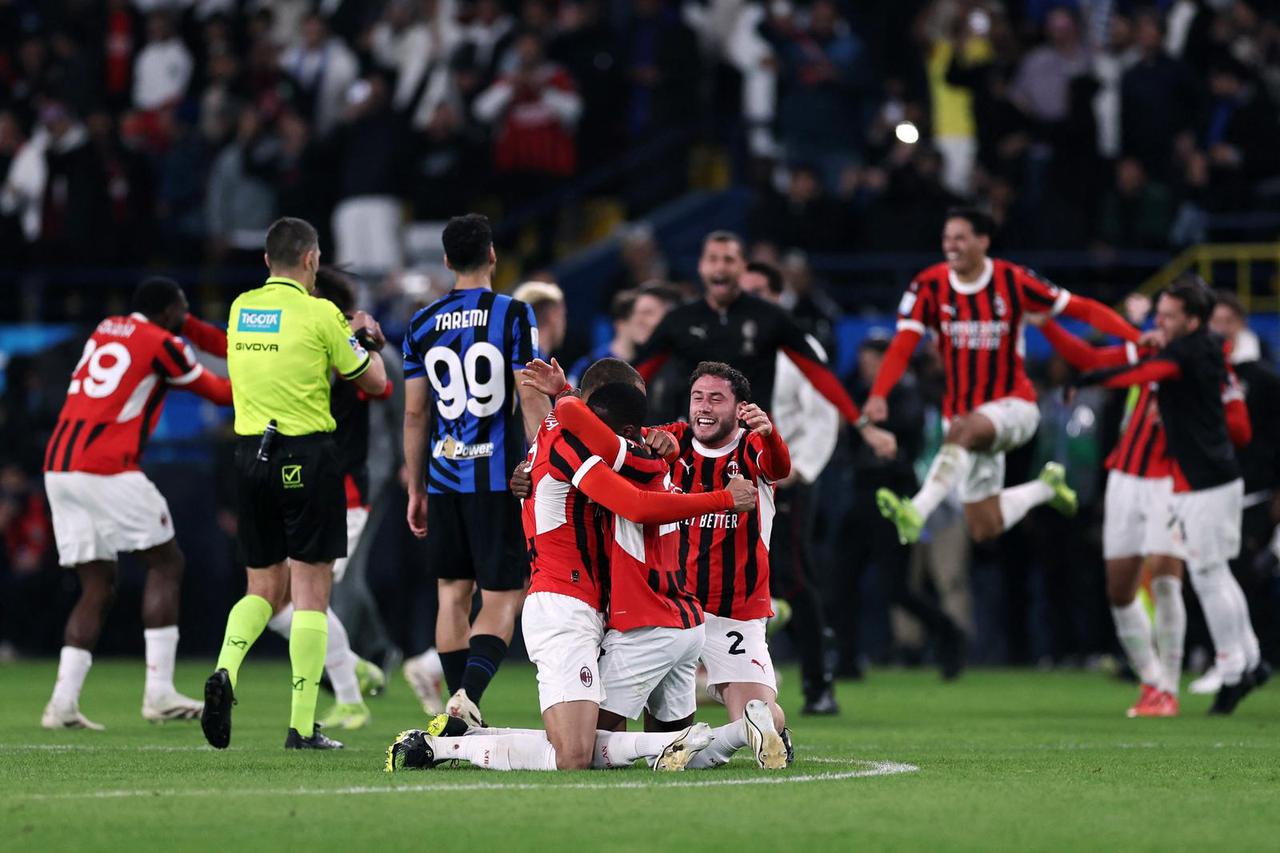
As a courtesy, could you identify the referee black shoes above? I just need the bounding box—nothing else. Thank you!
[200,668,234,749]
[285,728,344,750]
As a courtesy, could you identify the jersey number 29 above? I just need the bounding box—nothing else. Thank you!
[69,340,132,398]
[426,343,505,419]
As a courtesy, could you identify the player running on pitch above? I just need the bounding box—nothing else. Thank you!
[1034,312,1251,717]
[387,360,754,772]
[42,277,232,729]
[868,207,1143,545]
[402,214,550,727]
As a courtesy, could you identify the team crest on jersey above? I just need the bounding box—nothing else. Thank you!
[993,294,1007,317]
[726,459,740,479]
[433,435,495,460]
[579,667,593,687]
[741,320,757,356]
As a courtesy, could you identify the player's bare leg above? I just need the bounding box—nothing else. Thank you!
[444,587,522,725]
[435,578,474,711]
[43,560,116,730]
[643,710,694,733]
[544,699,600,769]
[135,539,201,721]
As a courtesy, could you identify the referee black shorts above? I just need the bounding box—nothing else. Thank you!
[234,434,346,568]
[426,492,527,591]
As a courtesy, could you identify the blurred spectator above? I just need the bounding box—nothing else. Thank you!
[0,111,28,261]
[942,12,1026,184]
[155,103,212,264]
[512,280,567,359]
[1097,157,1174,249]
[36,102,111,265]
[773,0,869,185]
[922,2,997,196]
[549,0,625,170]
[132,12,193,111]
[779,250,840,356]
[566,283,679,386]
[205,106,276,265]
[1120,10,1198,180]
[282,13,359,138]
[609,222,669,301]
[1202,54,1280,210]
[621,0,701,140]
[86,109,154,265]
[751,163,847,254]
[1092,13,1140,161]
[102,0,139,111]
[370,0,460,112]
[1009,6,1089,126]
[460,0,517,80]
[330,72,406,276]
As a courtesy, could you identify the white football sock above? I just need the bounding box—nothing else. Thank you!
[593,730,688,769]
[1224,573,1261,670]
[1151,577,1186,695]
[143,625,179,697]
[685,719,748,769]
[323,609,362,705]
[1187,561,1247,685]
[434,734,558,771]
[911,443,972,520]
[998,480,1054,531]
[1110,600,1161,688]
[271,605,362,704]
[51,646,93,708]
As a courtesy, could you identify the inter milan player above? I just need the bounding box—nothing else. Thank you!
[1074,279,1268,714]
[42,277,232,729]
[1036,314,1251,717]
[868,208,1143,545]
[402,214,551,726]
[633,230,897,459]
[386,361,753,772]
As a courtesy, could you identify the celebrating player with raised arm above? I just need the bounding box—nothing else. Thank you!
[1035,312,1251,718]
[868,207,1142,546]
[402,214,551,727]
[387,359,755,772]
[1072,278,1268,715]
[42,278,232,730]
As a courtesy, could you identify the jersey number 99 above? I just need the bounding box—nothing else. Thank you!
[426,343,506,419]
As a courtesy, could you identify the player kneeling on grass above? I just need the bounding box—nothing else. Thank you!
[388,359,753,771]
[42,277,233,729]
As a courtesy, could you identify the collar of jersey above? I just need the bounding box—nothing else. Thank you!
[692,427,744,458]
[949,258,993,295]
[265,276,308,294]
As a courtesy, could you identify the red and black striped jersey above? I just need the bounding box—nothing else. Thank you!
[893,259,1068,419]
[45,314,225,475]
[661,422,789,621]
[1106,382,1172,479]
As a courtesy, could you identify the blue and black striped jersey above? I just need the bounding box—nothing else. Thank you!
[403,289,537,493]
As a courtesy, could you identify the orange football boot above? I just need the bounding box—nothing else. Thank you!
[1126,683,1161,718]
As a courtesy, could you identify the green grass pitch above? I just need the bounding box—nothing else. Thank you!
[3,659,1277,852]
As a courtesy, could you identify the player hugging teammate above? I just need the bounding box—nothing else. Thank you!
[386,357,794,772]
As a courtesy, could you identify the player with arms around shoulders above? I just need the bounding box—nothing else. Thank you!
[402,213,552,727]
[868,207,1143,545]
[42,277,233,730]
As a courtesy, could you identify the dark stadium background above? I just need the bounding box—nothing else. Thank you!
[1,0,1278,675]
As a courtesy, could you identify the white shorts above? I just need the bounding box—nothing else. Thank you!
[331,506,369,583]
[958,397,1041,503]
[521,592,605,713]
[1103,472,1177,560]
[599,623,704,722]
[44,471,175,567]
[700,614,776,704]
[1170,479,1243,567]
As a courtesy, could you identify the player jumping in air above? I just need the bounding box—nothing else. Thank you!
[42,278,232,729]
[867,207,1143,545]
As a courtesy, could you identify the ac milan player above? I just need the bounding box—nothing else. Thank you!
[387,359,753,772]
[1075,278,1268,715]
[634,230,897,459]
[1036,314,1252,718]
[867,208,1142,545]
[41,278,233,730]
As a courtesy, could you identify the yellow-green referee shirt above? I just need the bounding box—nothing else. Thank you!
[227,276,371,436]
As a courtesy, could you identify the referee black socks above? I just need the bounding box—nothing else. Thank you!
[460,634,509,704]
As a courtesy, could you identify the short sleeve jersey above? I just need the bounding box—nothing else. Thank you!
[896,259,1069,418]
[227,277,370,436]
[45,314,205,475]
[403,289,536,493]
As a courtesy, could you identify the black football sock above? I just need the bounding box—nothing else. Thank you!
[460,634,509,704]
[438,648,469,696]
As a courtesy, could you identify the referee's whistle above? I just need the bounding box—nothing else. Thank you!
[257,419,278,463]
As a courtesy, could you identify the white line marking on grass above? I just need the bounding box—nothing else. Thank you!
[0,744,213,752]
[15,759,919,801]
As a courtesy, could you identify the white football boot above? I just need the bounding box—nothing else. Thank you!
[743,699,787,769]
[42,701,105,731]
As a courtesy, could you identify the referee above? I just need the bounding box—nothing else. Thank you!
[201,217,388,750]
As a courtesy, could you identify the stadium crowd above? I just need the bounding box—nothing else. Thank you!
[1,0,1279,700]
[2,0,1279,284]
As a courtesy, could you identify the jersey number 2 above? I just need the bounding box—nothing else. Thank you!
[69,340,132,398]
[726,631,745,655]
[425,343,505,419]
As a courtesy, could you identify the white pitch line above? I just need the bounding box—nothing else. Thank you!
[0,744,213,752]
[14,760,919,801]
